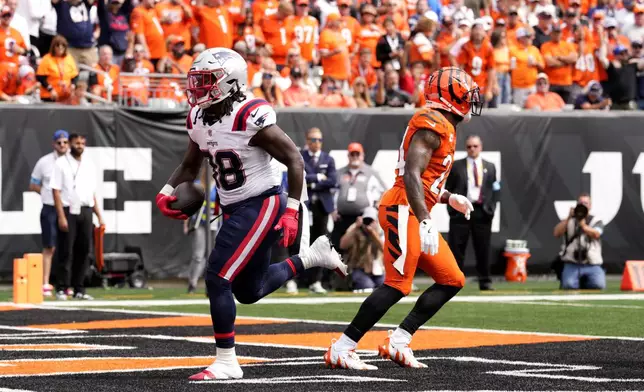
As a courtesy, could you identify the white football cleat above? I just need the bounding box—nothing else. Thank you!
[188,361,243,381]
[378,330,428,368]
[300,236,348,278]
[285,279,298,294]
[324,340,378,370]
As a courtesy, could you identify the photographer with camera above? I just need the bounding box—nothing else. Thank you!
[339,207,384,292]
[553,193,606,290]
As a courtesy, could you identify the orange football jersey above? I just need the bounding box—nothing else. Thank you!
[457,40,495,90]
[379,108,456,212]
[286,15,319,62]
[572,40,599,88]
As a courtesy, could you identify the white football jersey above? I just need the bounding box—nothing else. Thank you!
[187,97,281,206]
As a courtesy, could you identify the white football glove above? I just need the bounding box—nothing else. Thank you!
[449,193,474,220]
[419,219,439,256]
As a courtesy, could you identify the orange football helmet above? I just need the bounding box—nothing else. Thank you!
[424,67,482,119]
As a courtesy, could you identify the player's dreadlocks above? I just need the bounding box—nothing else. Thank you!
[200,86,247,127]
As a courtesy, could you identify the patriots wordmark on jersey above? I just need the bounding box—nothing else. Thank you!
[186,97,282,206]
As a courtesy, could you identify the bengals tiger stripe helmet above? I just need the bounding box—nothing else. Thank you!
[424,67,482,120]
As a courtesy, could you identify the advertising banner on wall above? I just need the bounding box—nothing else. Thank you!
[1,106,643,278]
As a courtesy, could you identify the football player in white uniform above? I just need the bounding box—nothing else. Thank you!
[155,48,348,380]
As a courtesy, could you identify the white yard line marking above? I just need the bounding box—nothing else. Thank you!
[15,305,644,342]
[503,301,644,309]
[4,293,643,309]
[190,375,404,384]
[0,343,136,351]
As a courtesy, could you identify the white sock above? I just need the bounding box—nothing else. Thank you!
[391,328,412,346]
[334,334,358,352]
[215,347,237,365]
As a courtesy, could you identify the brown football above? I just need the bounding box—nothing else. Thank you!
[170,182,206,217]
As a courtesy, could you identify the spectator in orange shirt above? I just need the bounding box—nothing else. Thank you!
[0,62,20,101]
[541,24,578,103]
[36,35,79,103]
[319,13,351,82]
[283,66,317,107]
[376,17,405,71]
[119,57,149,106]
[156,0,194,48]
[337,0,361,56]
[510,27,544,107]
[131,0,167,66]
[236,8,265,53]
[233,40,260,86]
[90,45,120,101]
[17,61,38,97]
[156,35,192,74]
[456,19,496,104]
[505,6,524,47]
[261,1,296,67]
[524,72,566,110]
[0,5,27,66]
[286,0,319,64]
[280,46,302,77]
[194,0,245,51]
[491,29,511,106]
[351,47,377,88]
[435,15,462,68]
[252,71,285,107]
[313,77,357,108]
[356,4,383,68]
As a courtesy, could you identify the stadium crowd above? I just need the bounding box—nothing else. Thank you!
[0,0,643,108]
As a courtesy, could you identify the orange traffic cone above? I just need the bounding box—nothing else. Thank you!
[620,261,644,292]
[24,253,43,304]
[13,258,28,304]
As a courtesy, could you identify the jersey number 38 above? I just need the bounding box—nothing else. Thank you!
[211,150,246,191]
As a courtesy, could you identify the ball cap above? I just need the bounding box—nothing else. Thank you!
[362,206,378,221]
[348,142,364,153]
[53,129,69,141]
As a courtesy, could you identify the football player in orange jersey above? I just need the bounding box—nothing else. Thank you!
[324,67,481,370]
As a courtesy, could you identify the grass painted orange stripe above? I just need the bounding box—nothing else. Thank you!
[0,357,261,377]
[28,316,286,330]
[0,344,106,351]
[0,306,24,311]
[235,329,596,350]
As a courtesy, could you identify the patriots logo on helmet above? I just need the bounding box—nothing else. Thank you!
[210,50,238,67]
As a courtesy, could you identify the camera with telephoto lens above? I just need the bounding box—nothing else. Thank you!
[573,203,589,220]
[362,217,374,227]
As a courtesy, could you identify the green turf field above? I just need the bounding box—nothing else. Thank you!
[3,279,643,338]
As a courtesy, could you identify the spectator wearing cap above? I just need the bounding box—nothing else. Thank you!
[97,0,133,67]
[156,35,192,74]
[29,130,70,298]
[285,0,319,64]
[156,0,194,48]
[632,40,644,109]
[339,206,385,293]
[337,0,360,55]
[283,66,317,107]
[253,70,285,107]
[319,13,350,82]
[434,15,462,68]
[90,45,119,101]
[524,72,566,110]
[605,18,631,60]
[540,23,577,103]
[0,5,27,66]
[624,4,644,44]
[36,35,79,103]
[510,27,544,107]
[532,8,554,49]
[356,4,383,69]
[561,8,582,42]
[574,80,612,110]
[51,0,98,67]
[505,7,525,47]
[376,17,405,71]
[331,142,386,251]
[601,45,644,110]
[351,47,377,88]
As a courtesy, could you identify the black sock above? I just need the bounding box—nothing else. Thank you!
[344,285,404,342]
[399,284,461,336]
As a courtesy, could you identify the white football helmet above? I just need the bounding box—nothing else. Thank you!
[186,47,248,109]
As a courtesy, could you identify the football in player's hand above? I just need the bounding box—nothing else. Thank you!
[170,182,206,217]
